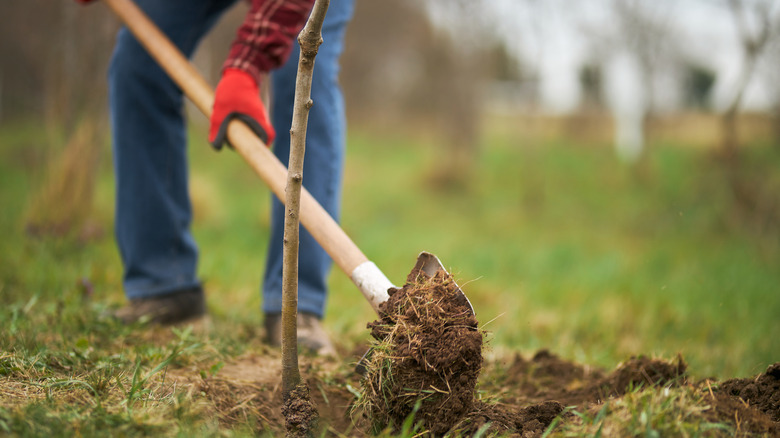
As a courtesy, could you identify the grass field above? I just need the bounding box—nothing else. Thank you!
[1,117,778,436]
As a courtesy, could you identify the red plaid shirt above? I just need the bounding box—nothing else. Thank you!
[223,0,316,82]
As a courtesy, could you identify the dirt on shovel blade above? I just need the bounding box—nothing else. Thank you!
[361,264,483,435]
[360,263,566,436]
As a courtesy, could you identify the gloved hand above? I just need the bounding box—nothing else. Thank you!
[74,0,97,4]
[209,68,275,150]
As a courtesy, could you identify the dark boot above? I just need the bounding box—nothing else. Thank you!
[114,287,206,325]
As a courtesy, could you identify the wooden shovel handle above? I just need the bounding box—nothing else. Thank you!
[103,0,369,277]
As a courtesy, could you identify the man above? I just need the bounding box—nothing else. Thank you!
[79,0,353,355]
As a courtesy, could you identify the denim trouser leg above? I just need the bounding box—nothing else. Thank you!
[263,0,355,318]
[109,0,237,299]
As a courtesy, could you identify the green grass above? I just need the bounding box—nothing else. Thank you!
[554,386,735,437]
[1,116,779,435]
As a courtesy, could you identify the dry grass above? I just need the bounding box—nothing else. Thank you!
[23,118,104,239]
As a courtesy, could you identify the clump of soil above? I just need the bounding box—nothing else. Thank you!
[607,354,688,395]
[704,391,780,436]
[362,266,483,435]
[282,383,318,437]
[716,362,780,422]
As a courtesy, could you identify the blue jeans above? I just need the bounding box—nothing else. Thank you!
[109,0,353,318]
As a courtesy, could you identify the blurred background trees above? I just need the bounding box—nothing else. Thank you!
[0,0,116,128]
[2,0,779,235]
[1,0,116,237]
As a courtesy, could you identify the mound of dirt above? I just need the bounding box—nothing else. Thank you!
[704,391,780,436]
[362,266,483,435]
[606,354,688,395]
[504,350,687,408]
[717,362,780,423]
[504,349,606,405]
[169,351,358,435]
[499,351,779,436]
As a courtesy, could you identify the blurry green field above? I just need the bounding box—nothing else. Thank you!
[1,117,778,384]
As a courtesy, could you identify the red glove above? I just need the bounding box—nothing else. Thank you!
[209,68,275,150]
[75,0,97,4]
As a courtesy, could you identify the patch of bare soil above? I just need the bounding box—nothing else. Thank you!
[501,350,687,407]
[158,278,776,438]
[164,347,780,437]
[493,350,779,437]
[167,350,359,435]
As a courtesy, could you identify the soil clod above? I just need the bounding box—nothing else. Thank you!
[607,354,688,396]
[717,362,780,422]
[362,264,483,435]
[282,383,319,438]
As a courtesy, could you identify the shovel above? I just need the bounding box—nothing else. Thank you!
[101,0,472,315]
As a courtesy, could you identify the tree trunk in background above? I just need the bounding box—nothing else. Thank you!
[719,45,757,166]
[0,70,4,123]
[424,34,483,189]
[719,68,759,218]
[442,67,480,188]
[18,1,116,239]
[1,0,118,123]
[721,105,740,163]
[774,102,780,151]
[46,2,77,132]
[609,0,674,166]
[340,0,484,189]
[718,0,774,217]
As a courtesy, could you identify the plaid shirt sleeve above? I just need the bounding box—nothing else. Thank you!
[223,0,316,82]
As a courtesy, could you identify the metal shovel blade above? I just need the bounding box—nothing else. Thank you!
[412,251,474,315]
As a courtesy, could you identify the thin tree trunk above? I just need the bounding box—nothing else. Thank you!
[774,102,780,150]
[720,54,755,163]
[720,60,758,214]
[281,0,330,399]
[0,69,3,122]
[718,0,775,217]
[721,0,771,161]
